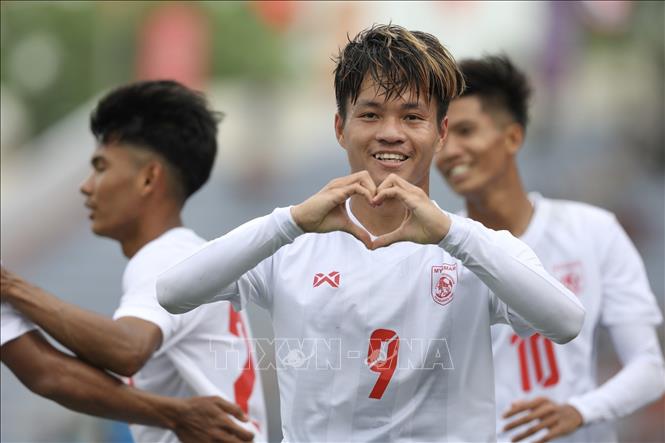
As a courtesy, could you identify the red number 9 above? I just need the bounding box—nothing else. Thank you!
[366,328,400,399]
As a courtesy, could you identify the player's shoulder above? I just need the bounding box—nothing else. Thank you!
[539,195,618,229]
[124,227,206,283]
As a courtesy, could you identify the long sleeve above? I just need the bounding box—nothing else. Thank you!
[157,207,303,314]
[568,323,665,424]
[439,213,585,344]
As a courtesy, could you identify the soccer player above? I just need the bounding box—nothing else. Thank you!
[156,25,585,441]
[434,55,665,442]
[1,302,250,443]
[1,80,266,442]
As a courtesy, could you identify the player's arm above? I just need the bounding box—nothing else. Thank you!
[1,330,254,442]
[1,267,160,376]
[157,171,375,314]
[500,214,664,443]
[370,174,584,344]
[569,324,665,423]
[567,216,665,423]
[502,325,665,443]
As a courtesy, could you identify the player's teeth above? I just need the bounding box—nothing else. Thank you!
[374,153,407,161]
[449,165,470,177]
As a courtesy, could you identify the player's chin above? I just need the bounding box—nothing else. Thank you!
[450,179,482,198]
[371,165,411,184]
[89,221,109,237]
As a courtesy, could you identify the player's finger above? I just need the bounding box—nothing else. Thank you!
[371,227,406,250]
[505,401,557,431]
[345,183,375,204]
[355,170,377,195]
[220,419,255,442]
[530,402,557,420]
[503,413,537,431]
[503,397,546,418]
[511,415,557,442]
[373,185,409,206]
[341,218,373,249]
[214,397,248,422]
[329,170,374,190]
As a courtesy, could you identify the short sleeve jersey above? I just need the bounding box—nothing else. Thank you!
[1,302,36,346]
[114,228,267,443]
[491,194,662,442]
[220,200,536,442]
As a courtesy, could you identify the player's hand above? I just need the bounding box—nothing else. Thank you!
[503,397,583,442]
[291,171,375,248]
[173,396,255,443]
[0,266,22,301]
[371,174,451,249]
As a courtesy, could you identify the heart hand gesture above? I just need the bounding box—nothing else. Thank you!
[291,171,451,250]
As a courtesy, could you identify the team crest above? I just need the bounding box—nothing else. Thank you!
[552,261,583,295]
[431,263,457,306]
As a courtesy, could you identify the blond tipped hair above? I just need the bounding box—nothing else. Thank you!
[334,24,465,123]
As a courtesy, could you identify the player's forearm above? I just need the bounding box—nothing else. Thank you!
[568,324,665,424]
[47,360,182,428]
[158,206,303,313]
[440,213,584,343]
[4,280,147,373]
[2,331,180,429]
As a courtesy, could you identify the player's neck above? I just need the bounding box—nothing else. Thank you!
[465,171,533,238]
[349,194,408,237]
[120,208,183,258]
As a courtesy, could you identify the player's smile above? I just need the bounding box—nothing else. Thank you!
[443,162,472,184]
[371,150,411,170]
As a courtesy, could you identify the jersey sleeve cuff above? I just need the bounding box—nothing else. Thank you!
[274,206,305,242]
[567,395,600,425]
[113,306,176,345]
[438,212,471,254]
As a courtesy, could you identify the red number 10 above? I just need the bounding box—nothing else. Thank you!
[366,328,400,399]
[511,333,559,392]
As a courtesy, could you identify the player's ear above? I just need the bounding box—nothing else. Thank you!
[435,116,449,154]
[334,113,347,150]
[504,122,524,156]
[139,160,163,196]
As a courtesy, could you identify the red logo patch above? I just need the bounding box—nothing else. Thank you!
[552,262,583,295]
[431,263,457,306]
[313,271,340,288]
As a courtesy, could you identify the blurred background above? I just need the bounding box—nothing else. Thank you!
[1,1,663,442]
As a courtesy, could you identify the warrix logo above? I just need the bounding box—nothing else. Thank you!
[313,271,340,288]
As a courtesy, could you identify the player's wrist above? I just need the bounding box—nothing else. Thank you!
[290,204,307,231]
[159,396,186,431]
[430,211,452,244]
[563,403,585,426]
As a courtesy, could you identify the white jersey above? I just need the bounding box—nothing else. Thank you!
[1,302,36,346]
[492,194,664,442]
[157,201,584,442]
[114,228,267,443]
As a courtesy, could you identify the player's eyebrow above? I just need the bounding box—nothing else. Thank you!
[449,119,475,130]
[400,102,426,111]
[355,100,382,109]
[355,100,427,111]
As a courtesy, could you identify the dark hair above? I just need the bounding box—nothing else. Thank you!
[459,55,531,129]
[90,80,221,199]
[333,24,465,124]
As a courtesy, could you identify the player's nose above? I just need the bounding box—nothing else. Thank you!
[375,116,406,145]
[79,173,94,196]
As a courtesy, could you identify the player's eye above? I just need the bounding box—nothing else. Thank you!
[360,112,379,120]
[405,114,424,121]
[457,126,473,136]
